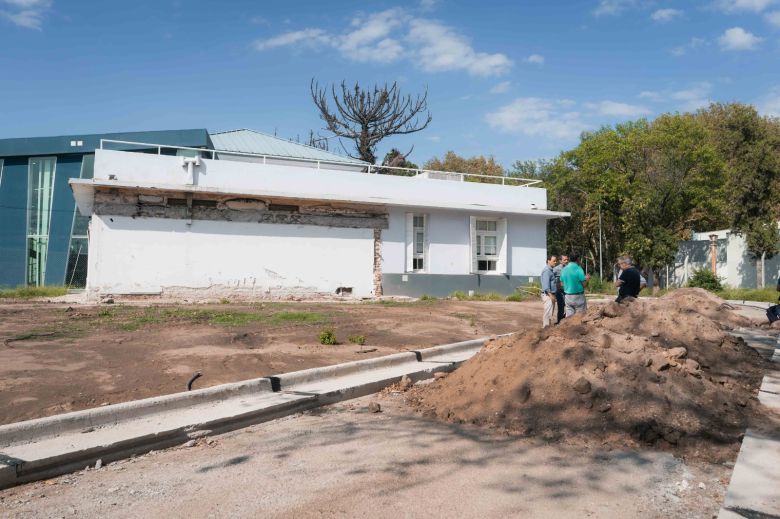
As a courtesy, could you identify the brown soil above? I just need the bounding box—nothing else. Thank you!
[408,289,772,462]
[0,299,540,425]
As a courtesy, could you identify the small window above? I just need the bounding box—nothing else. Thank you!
[474,218,498,272]
[411,214,426,271]
[406,213,428,272]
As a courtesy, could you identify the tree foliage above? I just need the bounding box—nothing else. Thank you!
[423,151,504,183]
[543,103,780,284]
[310,79,432,164]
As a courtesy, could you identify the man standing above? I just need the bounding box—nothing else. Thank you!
[541,255,558,327]
[553,255,568,323]
[615,256,641,303]
[560,253,590,317]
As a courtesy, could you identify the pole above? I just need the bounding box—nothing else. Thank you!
[598,202,603,280]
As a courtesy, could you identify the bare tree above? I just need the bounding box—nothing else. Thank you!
[306,129,329,151]
[311,79,432,164]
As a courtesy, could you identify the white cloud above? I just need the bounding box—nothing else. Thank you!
[254,28,333,51]
[524,53,545,64]
[485,98,590,141]
[639,90,660,100]
[586,100,651,117]
[765,10,780,26]
[714,0,774,13]
[0,0,51,29]
[489,81,511,94]
[757,86,780,116]
[339,9,405,63]
[594,0,635,16]
[671,37,707,56]
[254,8,512,76]
[406,18,512,76]
[718,26,763,50]
[651,8,684,21]
[419,0,437,11]
[671,82,713,111]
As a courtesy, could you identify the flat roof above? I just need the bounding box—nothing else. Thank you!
[0,129,210,158]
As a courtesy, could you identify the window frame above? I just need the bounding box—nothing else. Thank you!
[474,218,499,273]
[26,156,57,286]
[412,214,426,272]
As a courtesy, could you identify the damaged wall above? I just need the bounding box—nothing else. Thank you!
[87,215,376,297]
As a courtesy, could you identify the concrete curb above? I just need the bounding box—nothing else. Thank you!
[0,377,272,446]
[0,335,498,489]
[718,331,780,518]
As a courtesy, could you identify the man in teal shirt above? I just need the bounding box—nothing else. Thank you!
[560,253,590,317]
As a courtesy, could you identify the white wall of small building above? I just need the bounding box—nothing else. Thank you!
[87,215,376,297]
[382,207,547,277]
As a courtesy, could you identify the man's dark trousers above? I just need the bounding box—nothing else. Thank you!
[555,290,565,323]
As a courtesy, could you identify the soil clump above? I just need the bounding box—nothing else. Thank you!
[408,289,769,461]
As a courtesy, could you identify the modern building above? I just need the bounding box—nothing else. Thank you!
[69,140,568,298]
[0,129,213,288]
[672,225,780,289]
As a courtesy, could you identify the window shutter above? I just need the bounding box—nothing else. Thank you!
[469,216,477,273]
[497,218,508,274]
[423,214,430,273]
[405,213,414,272]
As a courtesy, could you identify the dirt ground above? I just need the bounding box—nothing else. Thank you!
[409,289,776,462]
[0,298,541,425]
[0,394,733,519]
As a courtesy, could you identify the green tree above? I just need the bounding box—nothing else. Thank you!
[423,151,505,184]
[698,103,780,286]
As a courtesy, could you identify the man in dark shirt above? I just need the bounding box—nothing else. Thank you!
[615,256,641,303]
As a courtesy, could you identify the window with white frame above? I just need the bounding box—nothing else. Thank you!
[412,215,425,271]
[405,213,428,272]
[475,219,498,272]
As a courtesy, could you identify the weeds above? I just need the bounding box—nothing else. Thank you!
[269,311,326,324]
[0,286,68,299]
[348,334,366,346]
[450,291,504,301]
[716,287,780,303]
[319,328,338,345]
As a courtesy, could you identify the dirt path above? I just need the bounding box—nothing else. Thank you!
[0,299,541,425]
[0,394,730,519]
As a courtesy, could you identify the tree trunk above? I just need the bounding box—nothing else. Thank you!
[759,252,766,289]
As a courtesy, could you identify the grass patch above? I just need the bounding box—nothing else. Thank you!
[348,334,366,346]
[449,291,504,301]
[716,287,780,303]
[269,311,326,324]
[0,286,68,299]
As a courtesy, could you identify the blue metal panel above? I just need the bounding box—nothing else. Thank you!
[0,158,29,287]
[0,129,210,158]
[45,155,81,286]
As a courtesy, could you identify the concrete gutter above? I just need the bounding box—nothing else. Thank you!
[0,336,495,489]
[718,330,780,518]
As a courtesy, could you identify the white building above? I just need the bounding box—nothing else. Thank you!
[69,138,567,298]
[672,226,780,289]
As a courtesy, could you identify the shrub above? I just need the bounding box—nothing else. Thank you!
[348,334,366,346]
[418,294,437,301]
[687,268,723,292]
[319,328,337,345]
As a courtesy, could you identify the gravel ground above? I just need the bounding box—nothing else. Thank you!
[0,394,731,519]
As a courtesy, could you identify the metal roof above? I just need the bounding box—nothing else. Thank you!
[209,129,367,165]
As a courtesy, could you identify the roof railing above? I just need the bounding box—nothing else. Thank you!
[99,139,543,188]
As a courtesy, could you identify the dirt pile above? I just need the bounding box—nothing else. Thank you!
[409,289,767,460]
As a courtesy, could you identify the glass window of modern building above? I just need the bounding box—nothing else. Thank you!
[26,157,57,286]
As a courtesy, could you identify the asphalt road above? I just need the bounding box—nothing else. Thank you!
[0,394,729,519]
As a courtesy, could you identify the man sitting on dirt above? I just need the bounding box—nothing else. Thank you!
[560,253,590,317]
[615,256,641,303]
[541,255,558,328]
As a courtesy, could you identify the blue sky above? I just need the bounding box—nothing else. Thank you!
[1,0,779,167]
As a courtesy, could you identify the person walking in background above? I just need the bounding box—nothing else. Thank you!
[615,256,641,303]
[561,253,590,317]
[553,254,568,323]
[541,255,558,327]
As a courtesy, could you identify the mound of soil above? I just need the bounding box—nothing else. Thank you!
[408,289,768,461]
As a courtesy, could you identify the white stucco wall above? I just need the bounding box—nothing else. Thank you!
[87,215,375,296]
[382,207,547,276]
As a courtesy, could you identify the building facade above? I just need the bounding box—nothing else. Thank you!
[71,143,566,298]
[0,129,212,288]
